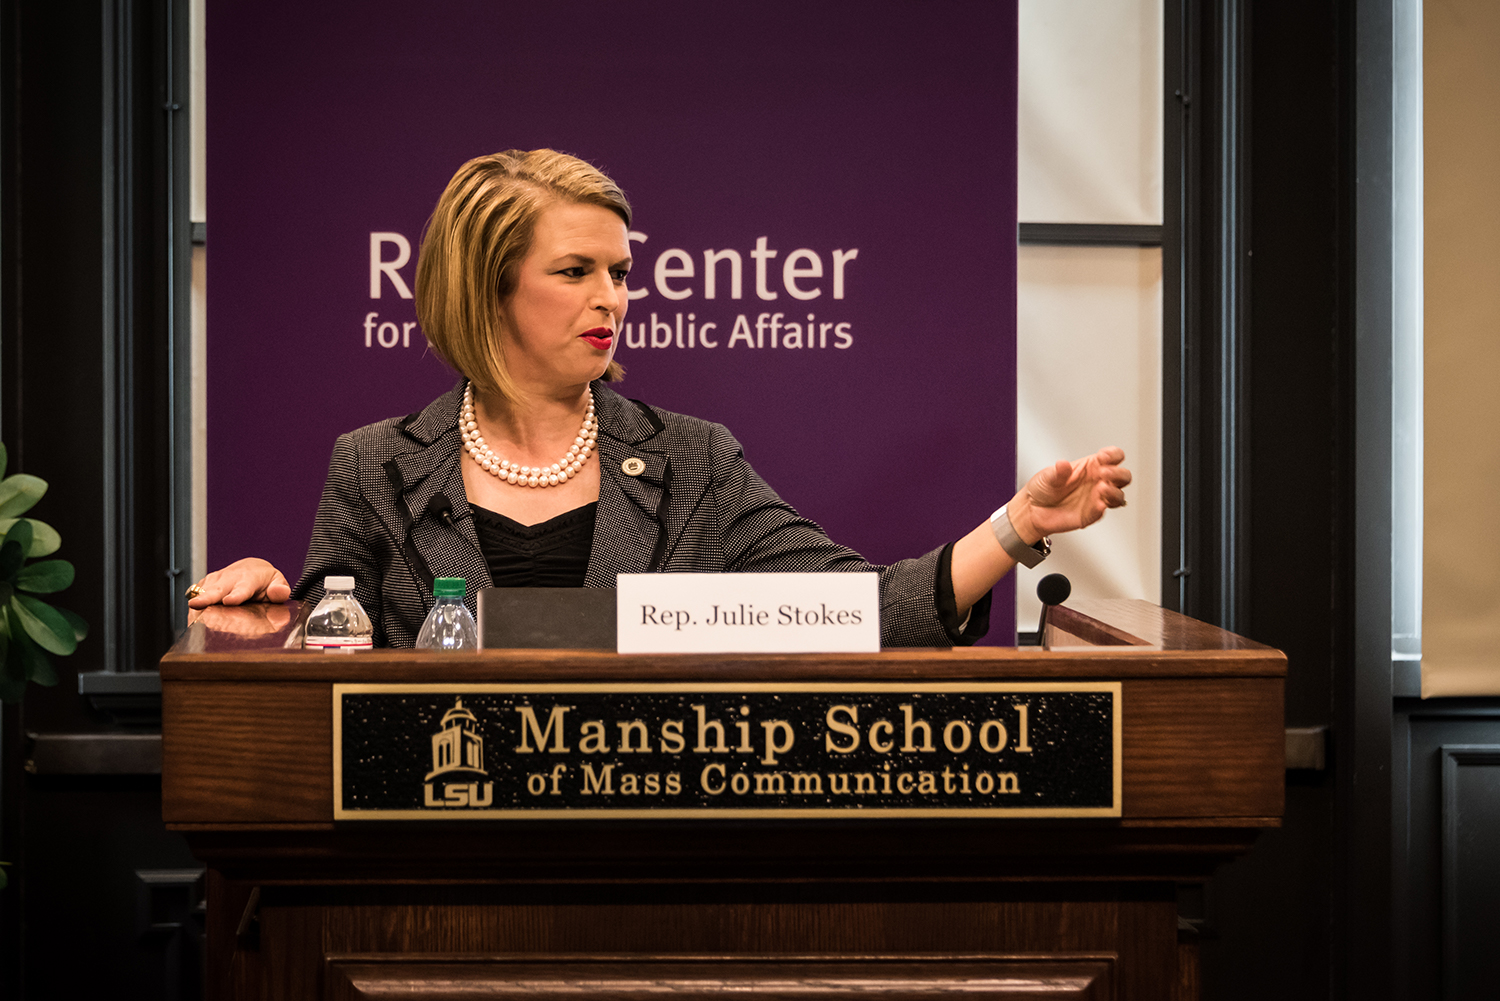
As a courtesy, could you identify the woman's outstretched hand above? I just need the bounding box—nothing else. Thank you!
[949,447,1132,614]
[1014,446,1132,540]
[185,557,291,608]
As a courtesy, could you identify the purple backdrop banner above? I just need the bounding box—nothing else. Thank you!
[208,1,1019,641]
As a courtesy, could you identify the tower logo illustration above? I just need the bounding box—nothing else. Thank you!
[422,698,494,808]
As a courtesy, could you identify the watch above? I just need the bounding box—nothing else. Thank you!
[990,505,1051,568]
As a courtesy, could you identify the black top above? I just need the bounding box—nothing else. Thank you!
[470,502,597,589]
[294,382,985,648]
[468,500,982,643]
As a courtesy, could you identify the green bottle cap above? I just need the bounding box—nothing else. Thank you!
[433,577,466,598]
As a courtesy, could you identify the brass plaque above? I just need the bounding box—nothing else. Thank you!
[333,682,1122,820]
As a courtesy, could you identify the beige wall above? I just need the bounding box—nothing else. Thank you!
[1018,0,1162,225]
[1015,245,1161,626]
[1422,0,1500,695]
[1015,0,1163,629]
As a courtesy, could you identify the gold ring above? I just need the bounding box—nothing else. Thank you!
[184,583,205,599]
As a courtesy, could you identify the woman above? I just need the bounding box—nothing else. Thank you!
[187,149,1131,646]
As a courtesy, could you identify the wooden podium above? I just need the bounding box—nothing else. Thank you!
[161,599,1283,1000]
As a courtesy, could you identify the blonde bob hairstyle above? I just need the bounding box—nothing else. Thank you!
[416,149,632,401]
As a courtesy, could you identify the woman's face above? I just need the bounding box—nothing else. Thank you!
[499,200,631,394]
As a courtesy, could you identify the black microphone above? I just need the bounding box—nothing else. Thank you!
[1036,573,1072,647]
[425,494,455,526]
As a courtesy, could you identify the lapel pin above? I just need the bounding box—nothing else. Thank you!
[621,457,646,477]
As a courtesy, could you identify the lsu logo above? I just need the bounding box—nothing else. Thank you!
[422,698,494,809]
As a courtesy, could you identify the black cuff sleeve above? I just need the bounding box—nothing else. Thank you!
[935,541,992,646]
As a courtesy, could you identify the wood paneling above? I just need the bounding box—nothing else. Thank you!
[204,883,1177,999]
[164,600,1286,684]
[162,675,1281,827]
[1046,606,1151,648]
[1174,937,1199,1001]
[1064,601,1272,651]
[1121,679,1283,818]
[162,682,329,822]
[179,824,1268,888]
[162,648,1286,683]
[323,956,1116,1000]
[167,601,1280,1000]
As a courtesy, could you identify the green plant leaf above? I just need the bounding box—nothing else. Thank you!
[11,595,76,656]
[8,617,55,689]
[22,643,56,686]
[0,442,8,481]
[0,474,46,519]
[0,541,20,582]
[0,518,58,557]
[1,518,32,574]
[15,559,73,594]
[58,608,88,642]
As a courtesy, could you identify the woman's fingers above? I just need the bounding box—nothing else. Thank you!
[221,576,263,606]
[264,571,291,603]
[1023,447,1133,537]
[185,558,289,607]
[1028,459,1081,508]
[186,571,231,608]
[1100,483,1128,508]
[1080,450,1130,492]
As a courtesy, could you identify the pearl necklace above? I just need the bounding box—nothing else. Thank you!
[460,383,597,488]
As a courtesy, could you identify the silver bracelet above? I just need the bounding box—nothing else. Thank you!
[990,505,1051,568]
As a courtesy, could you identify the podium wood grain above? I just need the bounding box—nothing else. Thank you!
[164,599,1281,1000]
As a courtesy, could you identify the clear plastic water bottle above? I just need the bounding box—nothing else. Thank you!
[416,577,479,650]
[304,576,374,652]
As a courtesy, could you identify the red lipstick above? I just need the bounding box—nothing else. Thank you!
[580,326,614,351]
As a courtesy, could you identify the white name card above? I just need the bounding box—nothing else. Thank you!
[615,572,880,653]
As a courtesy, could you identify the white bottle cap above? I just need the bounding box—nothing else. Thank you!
[324,576,355,591]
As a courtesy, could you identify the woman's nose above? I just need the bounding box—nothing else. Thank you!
[593,277,622,314]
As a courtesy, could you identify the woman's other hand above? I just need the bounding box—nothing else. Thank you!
[185,557,291,608]
[1010,446,1132,541]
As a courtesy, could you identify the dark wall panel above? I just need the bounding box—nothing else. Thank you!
[1196,2,1348,998]
[21,776,199,1000]
[11,0,108,730]
[2,1,198,997]
[1398,706,1500,1001]
[1441,744,1500,997]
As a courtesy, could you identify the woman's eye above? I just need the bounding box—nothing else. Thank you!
[611,269,630,282]
[559,266,587,278]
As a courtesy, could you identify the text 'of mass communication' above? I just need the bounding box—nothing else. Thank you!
[360,232,860,351]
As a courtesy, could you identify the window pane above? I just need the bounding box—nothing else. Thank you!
[1018,0,1164,225]
[1016,245,1162,627]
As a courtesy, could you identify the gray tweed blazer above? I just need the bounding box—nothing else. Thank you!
[291,381,985,648]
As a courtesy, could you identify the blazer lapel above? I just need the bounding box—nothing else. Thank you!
[387,384,494,599]
[588,440,666,584]
[389,381,697,593]
[586,384,673,586]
